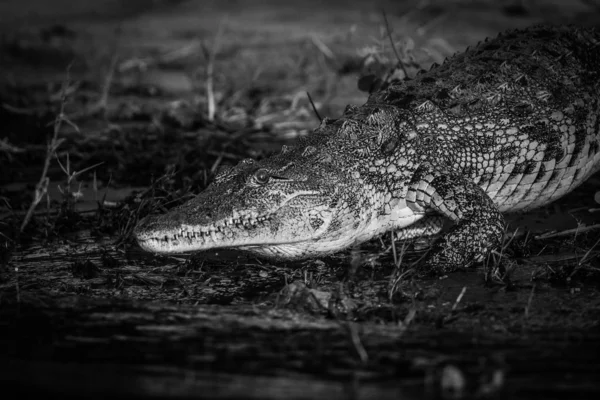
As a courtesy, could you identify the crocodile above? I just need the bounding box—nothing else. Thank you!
[134,24,600,273]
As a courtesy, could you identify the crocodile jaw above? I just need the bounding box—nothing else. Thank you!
[134,201,336,259]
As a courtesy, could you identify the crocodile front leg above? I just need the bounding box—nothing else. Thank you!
[406,165,505,274]
[394,215,445,241]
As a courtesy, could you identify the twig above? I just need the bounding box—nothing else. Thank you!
[0,138,25,154]
[20,67,73,232]
[55,152,104,185]
[96,50,119,114]
[578,235,600,266]
[1,103,38,115]
[23,167,51,228]
[400,308,416,331]
[490,227,519,262]
[381,10,408,77]
[524,284,535,318]
[395,237,409,270]
[524,251,599,264]
[452,286,467,311]
[0,138,25,162]
[567,235,600,280]
[487,226,519,281]
[69,27,120,120]
[535,223,600,239]
[388,239,411,301]
[305,92,322,121]
[15,265,20,304]
[210,151,224,175]
[347,323,368,363]
[388,268,413,303]
[310,34,335,60]
[390,231,398,267]
[205,17,227,122]
[382,10,401,62]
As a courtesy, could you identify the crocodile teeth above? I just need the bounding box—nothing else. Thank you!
[164,215,274,243]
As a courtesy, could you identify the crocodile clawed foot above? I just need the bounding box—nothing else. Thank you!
[416,257,458,278]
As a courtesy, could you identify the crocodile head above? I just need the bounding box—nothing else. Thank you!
[134,104,423,259]
[134,144,359,259]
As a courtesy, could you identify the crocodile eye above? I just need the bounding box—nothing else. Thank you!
[254,168,270,184]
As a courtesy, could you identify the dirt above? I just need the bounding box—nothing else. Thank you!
[1,1,600,399]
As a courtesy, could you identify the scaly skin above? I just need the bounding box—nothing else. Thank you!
[134,24,600,272]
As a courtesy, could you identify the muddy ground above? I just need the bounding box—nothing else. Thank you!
[1,1,600,399]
